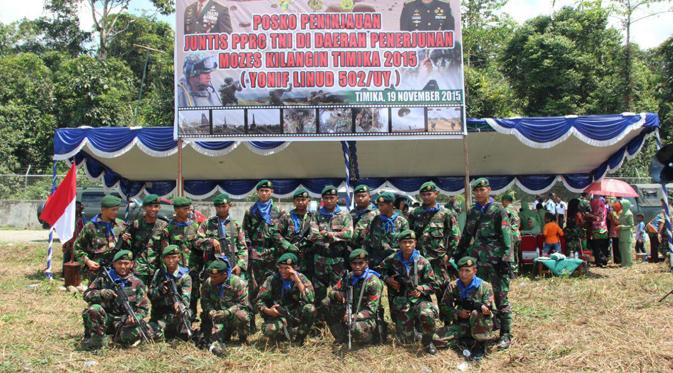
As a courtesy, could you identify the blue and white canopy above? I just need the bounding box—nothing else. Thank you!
[53,112,660,199]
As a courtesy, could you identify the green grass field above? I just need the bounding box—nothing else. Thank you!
[2,244,673,372]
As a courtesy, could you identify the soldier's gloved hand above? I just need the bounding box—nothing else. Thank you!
[100,289,117,300]
[208,309,230,322]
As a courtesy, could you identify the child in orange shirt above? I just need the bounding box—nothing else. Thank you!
[543,212,564,255]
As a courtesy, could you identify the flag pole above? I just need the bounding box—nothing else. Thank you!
[45,160,58,280]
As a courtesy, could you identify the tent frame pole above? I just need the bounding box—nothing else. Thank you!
[177,138,183,196]
[463,134,471,205]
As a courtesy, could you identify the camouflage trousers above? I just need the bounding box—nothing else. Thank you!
[313,254,346,305]
[200,305,251,342]
[149,306,192,340]
[261,304,316,340]
[324,301,377,344]
[82,304,143,346]
[478,264,511,334]
[429,257,455,324]
[392,298,438,343]
[434,311,498,347]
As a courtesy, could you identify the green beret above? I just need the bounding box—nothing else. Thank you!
[207,260,228,274]
[113,250,133,262]
[420,181,438,193]
[172,196,192,208]
[161,245,181,258]
[101,194,122,208]
[256,179,273,190]
[277,253,299,265]
[397,229,416,241]
[293,188,309,199]
[376,191,395,204]
[471,177,490,190]
[457,256,478,268]
[142,194,160,205]
[321,185,338,196]
[213,193,230,206]
[501,193,514,202]
[354,184,370,194]
[349,249,369,261]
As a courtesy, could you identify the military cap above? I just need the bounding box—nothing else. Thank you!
[501,193,514,202]
[349,249,369,261]
[293,188,309,199]
[321,185,338,196]
[457,256,478,268]
[471,177,490,190]
[376,191,395,204]
[420,181,438,193]
[161,245,181,258]
[113,250,133,262]
[397,229,416,241]
[277,252,299,265]
[142,194,160,205]
[172,196,192,208]
[207,260,228,274]
[213,193,230,206]
[256,179,273,190]
[354,184,370,194]
[101,194,122,208]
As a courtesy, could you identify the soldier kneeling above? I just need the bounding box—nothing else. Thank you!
[324,249,385,347]
[256,253,316,345]
[200,257,251,357]
[435,256,498,361]
[81,250,151,350]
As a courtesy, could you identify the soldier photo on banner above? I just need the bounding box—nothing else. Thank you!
[184,0,233,34]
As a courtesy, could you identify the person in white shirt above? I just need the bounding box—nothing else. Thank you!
[554,196,567,228]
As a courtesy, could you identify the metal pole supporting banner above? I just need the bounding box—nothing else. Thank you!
[463,134,471,205]
[177,138,183,196]
[45,160,58,280]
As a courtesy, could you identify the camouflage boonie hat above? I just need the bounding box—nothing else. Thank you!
[397,229,416,241]
[172,196,192,208]
[277,253,299,265]
[420,181,438,193]
[353,184,370,194]
[113,250,133,262]
[349,249,369,261]
[256,179,273,190]
[471,177,490,190]
[457,256,478,268]
[321,185,338,196]
[142,194,160,205]
[376,192,395,204]
[293,188,309,199]
[101,194,122,208]
[213,193,230,206]
[161,245,181,258]
[207,260,228,274]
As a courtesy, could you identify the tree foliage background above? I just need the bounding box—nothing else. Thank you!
[0,0,670,179]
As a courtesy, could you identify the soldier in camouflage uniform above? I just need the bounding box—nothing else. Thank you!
[325,249,384,345]
[81,250,150,350]
[501,193,521,273]
[455,178,513,349]
[314,185,354,307]
[122,194,168,285]
[364,191,409,270]
[75,195,128,283]
[195,193,248,279]
[407,181,460,318]
[351,184,378,249]
[200,258,251,356]
[277,188,320,278]
[435,256,497,361]
[256,253,316,345]
[157,196,201,317]
[148,245,192,340]
[383,229,439,354]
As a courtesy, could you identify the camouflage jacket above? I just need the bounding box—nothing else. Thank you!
[351,205,378,248]
[195,216,249,271]
[364,213,410,266]
[408,205,460,260]
[157,219,200,267]
[83,269,149,319]
[382,250,438,304]
[315,207,353,257]
[242,203,293,262]
[148,265,192,309]
[123,217,168,276]
[74,217,127,267]
[328,270,384,320]
[277,210,320,254]
[441,277,495,322]
[503,205,521,242]
[255,272,315,312]
[200,274,250,313]
[456,201,512,264]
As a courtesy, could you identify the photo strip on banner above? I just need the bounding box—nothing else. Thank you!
[174,0,466,141]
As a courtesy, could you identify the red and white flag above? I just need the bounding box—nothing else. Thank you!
[39,164,77,243]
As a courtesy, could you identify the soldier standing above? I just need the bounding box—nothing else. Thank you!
[74,195,127,283]
[454,178,513,349]
[351,184,378,249]
[277,188,320,279]
[365,191,409,270]
[184,0,232,34]
[501,193,521,274]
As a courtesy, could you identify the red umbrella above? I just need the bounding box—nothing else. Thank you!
[584,178,638,198]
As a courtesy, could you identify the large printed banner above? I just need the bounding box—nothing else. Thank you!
[174,0,465,141]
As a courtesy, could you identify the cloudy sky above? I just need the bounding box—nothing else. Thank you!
[1,0,670,49]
